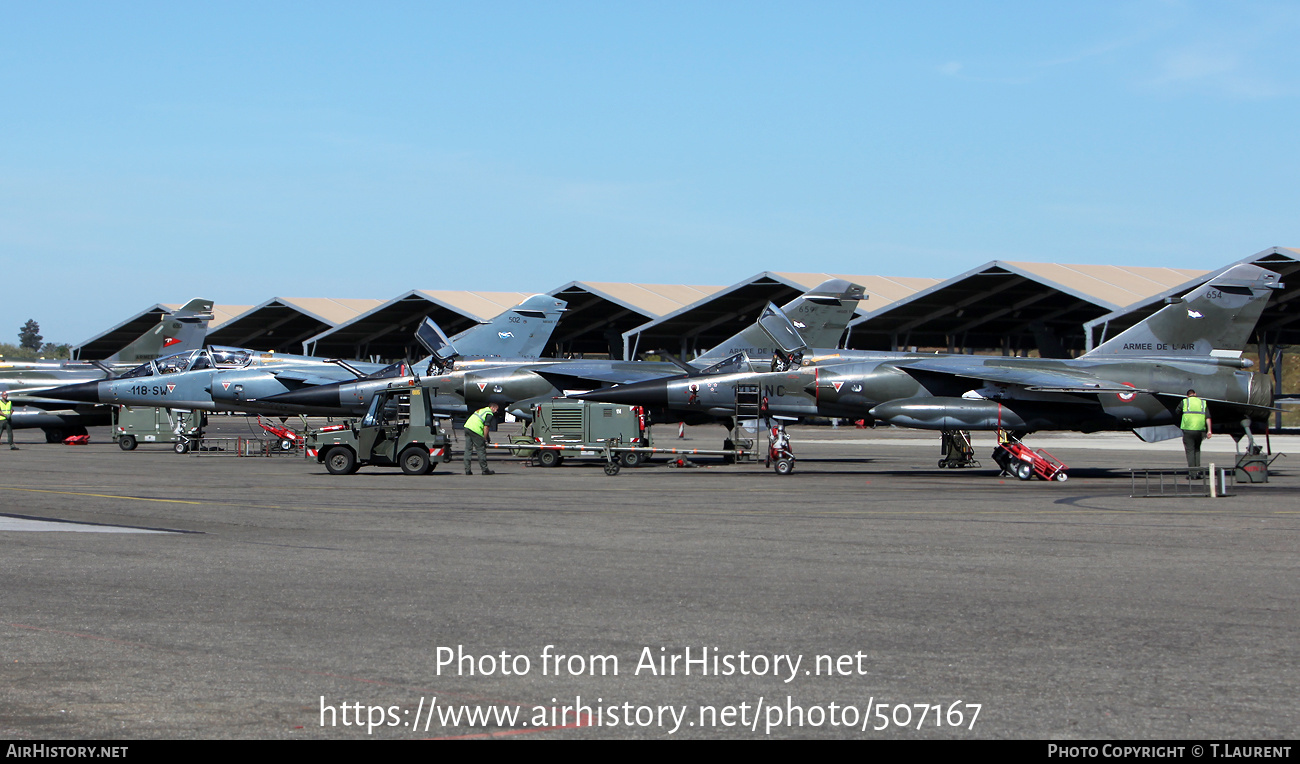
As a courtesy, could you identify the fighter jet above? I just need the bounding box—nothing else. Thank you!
[43,294,567,416]
[258,280,868,419]
[3,298,215,440]
[580,264,1282,442]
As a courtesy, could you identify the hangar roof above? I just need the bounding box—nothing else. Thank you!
[304,291,535,360]
[72,302,251,360]
[204,298,385,354]
[1084,247,1300,349]
[545,282,723,358]
[847,261,1208,355]
[623,272,937,359]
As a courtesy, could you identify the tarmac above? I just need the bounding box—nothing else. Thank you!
[1,421,1297,739]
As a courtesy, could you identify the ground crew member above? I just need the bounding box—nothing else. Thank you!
[0,391,15,450]
[1178,388,1210,470]
[463,402,499,475]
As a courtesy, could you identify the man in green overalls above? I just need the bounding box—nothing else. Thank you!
[1178,389,1210,470]
[0,391,15,450]
[463,402,499,475]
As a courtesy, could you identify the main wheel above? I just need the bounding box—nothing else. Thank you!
[400,447,430,475]
[775,458,794,475]
[538,450,560,468]
[118,435,137,451]
[1015,460,1033,481]
[44,429,66,443]
[620,451,643,468]
[325,447,358,475]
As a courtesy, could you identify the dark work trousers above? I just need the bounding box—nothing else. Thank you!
[1182,429,1205,469]
[463,430,489,473]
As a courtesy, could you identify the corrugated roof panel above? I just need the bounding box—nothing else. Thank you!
[414,291,535,322]
[275,298,386,326]
[572,283,723,317]
[770,273,939,309]
[1007,263,1208,309]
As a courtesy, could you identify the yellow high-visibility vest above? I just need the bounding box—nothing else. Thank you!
[465,406,493,437]
[1180,396,1208,432]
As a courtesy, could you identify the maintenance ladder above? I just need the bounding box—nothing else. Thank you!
[1129,466,1234,498]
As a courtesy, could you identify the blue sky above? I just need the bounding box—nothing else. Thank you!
[3,1,1298,344]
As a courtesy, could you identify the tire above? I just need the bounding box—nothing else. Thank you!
[118,435,137,451]
[400,447,430,475]
[1015,461,1033,481]
[538,450,560,468]
[1053,471,1069,482]
[325,447,357,475]
[723,438,736,464]
[174,441,189,454]
[603,461,621,476]
[620,451,643,468]
[44,429,65,443]
[938,460,947,468]
[279,439,294,452]
[775,458,794,475]
[426,459,439,474]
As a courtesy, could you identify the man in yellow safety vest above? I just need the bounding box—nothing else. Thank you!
[463,402,499,475]
[1178,389,1211,470]
[0,391,15,450]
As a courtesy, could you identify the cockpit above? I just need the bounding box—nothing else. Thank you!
[115,347,254,380]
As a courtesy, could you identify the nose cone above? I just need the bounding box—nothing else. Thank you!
[574,379,669,407]
[260,383,347,412]
[44,380,104,404]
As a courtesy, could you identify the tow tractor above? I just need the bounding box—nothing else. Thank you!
[991,432,1068,481]
[305,384,451,475]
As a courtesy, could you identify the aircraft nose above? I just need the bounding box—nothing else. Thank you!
[44,381,104,404]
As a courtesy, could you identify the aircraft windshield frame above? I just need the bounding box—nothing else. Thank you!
[154,350,205,375]
[209,347,253,369]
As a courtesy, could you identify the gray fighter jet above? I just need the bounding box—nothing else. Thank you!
[44,294,566,415]
[258,280,867,419]
[3,299,214,440]
[580,264,1282,442]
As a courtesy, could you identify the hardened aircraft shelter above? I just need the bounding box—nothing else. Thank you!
[72,303,250,361]
[846,262,1209,357]
[544,282,723,358]
[204,298,385,355]
[304,291,538,361]
[623,271,938,360]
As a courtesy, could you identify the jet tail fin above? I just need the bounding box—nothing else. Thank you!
[106,298,215,364]
[451,294,566,358]
[1083,265,1281,360]
[694,279,865,365]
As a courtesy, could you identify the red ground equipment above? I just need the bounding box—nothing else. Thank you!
[258,416,304,452]
[992,436,1068,481]
[62,434,90,445]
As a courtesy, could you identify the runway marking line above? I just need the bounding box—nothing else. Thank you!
[0,486,204,505]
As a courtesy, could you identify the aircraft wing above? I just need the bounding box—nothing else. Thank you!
[271,369,352,387]
[534,361,678,387]
[897,360,1154,394]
